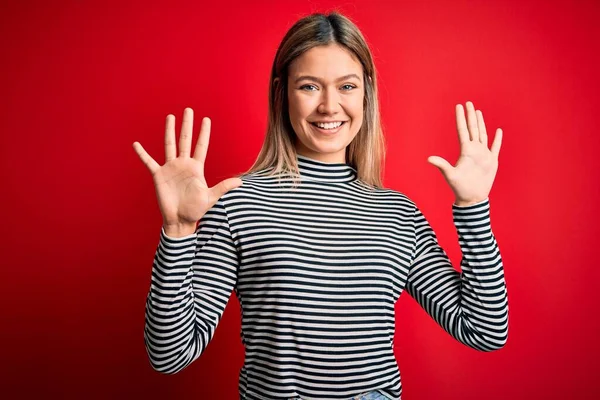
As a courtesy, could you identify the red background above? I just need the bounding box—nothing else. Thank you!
[2,0,599,398]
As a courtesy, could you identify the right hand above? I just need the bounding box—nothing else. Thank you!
[132,108,243,232]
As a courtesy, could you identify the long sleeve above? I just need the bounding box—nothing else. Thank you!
[144,198,240,373]
[405,198,508,351]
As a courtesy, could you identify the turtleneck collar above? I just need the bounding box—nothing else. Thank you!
[296,154,358,183]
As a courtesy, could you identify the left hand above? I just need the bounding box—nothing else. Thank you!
[427,101,503,207]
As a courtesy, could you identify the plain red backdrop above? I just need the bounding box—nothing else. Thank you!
[1,0,599,398]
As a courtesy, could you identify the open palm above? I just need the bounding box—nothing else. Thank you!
[428,101,503,206]
[132,108,242,230]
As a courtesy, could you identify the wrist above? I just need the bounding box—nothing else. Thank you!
[163,222,197,238]
[454,198,487,207]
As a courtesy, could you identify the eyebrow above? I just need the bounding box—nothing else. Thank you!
[293,74,362,84]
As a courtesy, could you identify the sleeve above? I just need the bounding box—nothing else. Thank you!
[143,198,240,373]
[405,198,509,351]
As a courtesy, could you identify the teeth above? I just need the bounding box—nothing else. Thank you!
[315,121,343,129]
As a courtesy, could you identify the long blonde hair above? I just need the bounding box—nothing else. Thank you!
[244,12,386,188]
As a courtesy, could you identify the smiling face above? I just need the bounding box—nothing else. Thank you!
[287,43,364,163]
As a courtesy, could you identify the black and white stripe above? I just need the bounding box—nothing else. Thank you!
[144,154,509,400]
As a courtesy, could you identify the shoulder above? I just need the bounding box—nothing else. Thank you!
[239,168,279,184]
[354,182,417,210]
[219,168,277,201]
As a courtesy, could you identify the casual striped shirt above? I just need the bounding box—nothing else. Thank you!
[144,154,509,400]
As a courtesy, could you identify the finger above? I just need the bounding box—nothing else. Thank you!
[455,104,470,144]
[178,107,194,158]
[466,101,479,142]
[208,177,243,205]
[193,117,211,164]
[476,110,488,147]
[165,114,176,162]
[491,128,503,157]
[427,155,453,177]
[133,141,160,174]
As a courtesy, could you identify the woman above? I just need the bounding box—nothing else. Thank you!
[132,12,508,400]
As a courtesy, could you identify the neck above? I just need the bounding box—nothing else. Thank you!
[294,141,346,164]
[295,153,357,183]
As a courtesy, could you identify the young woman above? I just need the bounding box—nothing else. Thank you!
[133,12,508,400]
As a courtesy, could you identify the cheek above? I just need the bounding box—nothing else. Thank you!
[288,96,307,121]
[287,96,308,136]
[350,110,364,127]
[345,94,364,119]
[353,97,365,115]
[287,95,297,118]
[349,99,365,132]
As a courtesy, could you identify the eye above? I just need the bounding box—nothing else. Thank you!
[300,84,317,91]
[299,84,357,91]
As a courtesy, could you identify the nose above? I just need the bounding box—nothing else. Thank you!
[317,87,341,115]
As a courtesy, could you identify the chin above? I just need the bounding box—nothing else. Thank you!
[302,141,348,160]
[304,136,344,149]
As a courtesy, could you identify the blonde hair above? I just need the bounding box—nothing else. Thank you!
[243,11,386,188]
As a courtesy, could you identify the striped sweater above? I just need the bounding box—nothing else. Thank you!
[144,154,509,400]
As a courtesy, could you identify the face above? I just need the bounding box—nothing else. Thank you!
[287,43,364,163]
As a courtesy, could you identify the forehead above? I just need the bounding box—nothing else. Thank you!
[288,44,363,80]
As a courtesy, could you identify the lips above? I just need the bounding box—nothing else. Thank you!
[310,121,346,126]
[310,121,346,134]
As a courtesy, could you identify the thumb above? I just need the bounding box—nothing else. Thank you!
[209,177,243,205]
[427,156,453,176]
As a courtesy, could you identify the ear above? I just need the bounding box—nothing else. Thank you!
[273,77,280,86]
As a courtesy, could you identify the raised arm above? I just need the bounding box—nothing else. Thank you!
[406,199,508,351]
[144,199,239,373]
[408,101,508,350]
[133,108,243,373]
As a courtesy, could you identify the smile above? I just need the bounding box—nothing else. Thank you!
[310,121,346,134]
